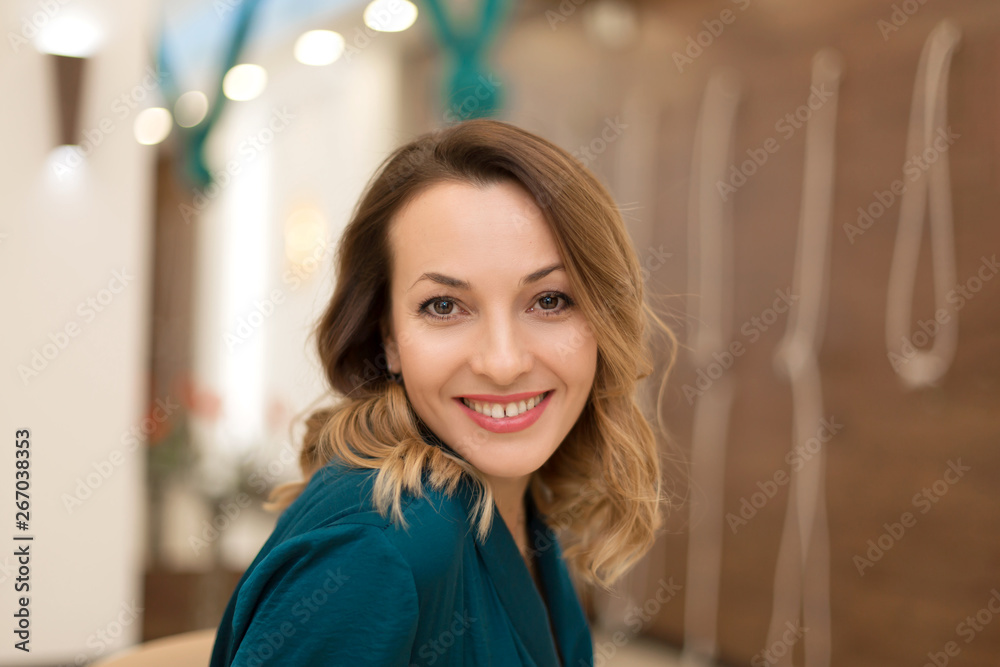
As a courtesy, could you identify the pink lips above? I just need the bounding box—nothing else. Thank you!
[454,391,552,434]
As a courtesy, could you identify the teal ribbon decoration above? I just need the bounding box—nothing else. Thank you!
[420,0,511,122]
[156,0,267,190]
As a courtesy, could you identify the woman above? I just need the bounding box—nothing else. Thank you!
[209,118,676,666]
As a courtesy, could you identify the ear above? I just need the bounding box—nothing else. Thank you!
[380,317,400,372]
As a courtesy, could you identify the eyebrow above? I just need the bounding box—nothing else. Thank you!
[408,263,565,292]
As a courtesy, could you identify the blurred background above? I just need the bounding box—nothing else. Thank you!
[2,0,999,665]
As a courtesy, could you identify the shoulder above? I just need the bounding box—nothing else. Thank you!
[222,522,422,665]
[380,471,475,586]
[214,462,482,665]
[272,458,477,585]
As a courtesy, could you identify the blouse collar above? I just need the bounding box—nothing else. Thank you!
[420,428,591,666]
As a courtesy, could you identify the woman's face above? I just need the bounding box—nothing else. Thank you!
[382,179,598,486]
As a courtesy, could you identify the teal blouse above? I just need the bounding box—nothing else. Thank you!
[209,434,594,666]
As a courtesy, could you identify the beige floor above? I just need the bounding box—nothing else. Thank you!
[591,628,690,667]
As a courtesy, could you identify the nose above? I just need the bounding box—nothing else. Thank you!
[469,313,534,387]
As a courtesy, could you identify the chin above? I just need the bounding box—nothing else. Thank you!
[456,441,555,482]
[469,458,545,481]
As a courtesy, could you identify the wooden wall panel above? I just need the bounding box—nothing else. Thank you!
[404,1,1000,662]
[637,1,1000,665]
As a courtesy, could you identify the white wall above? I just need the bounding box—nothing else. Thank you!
[172,13,404,571]
[0,0,154,663]
[1,0,408,658]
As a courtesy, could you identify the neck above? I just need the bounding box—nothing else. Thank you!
[485,473,532,550]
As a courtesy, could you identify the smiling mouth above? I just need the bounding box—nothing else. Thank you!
[460,390,551,419]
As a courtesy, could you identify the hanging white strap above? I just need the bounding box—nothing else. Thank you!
[765,47,843,667]
[595,87,663,632]
[681,68,741,667]
[885,20,962,389]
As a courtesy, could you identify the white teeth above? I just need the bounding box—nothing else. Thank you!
[463,391,548,419]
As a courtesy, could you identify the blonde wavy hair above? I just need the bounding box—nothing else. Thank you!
[265,118,678,591]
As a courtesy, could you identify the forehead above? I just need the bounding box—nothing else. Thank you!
[387,180,563,285]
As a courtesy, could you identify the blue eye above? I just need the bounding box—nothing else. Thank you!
[418,292,576,322]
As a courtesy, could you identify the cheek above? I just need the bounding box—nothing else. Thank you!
[549,320,598,369]
[400,331,453,361]
[397,331,459,387]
